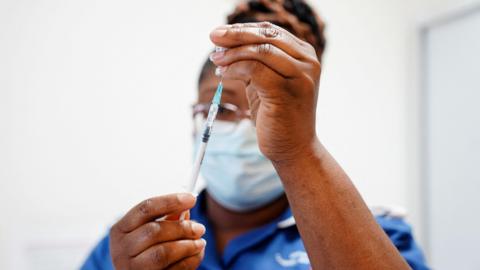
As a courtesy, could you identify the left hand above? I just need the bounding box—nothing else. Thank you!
[209,22,322,163]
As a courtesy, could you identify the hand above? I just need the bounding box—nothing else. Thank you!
[110,193,206,270]
[209,22,321,163]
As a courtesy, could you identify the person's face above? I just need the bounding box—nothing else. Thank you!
[195,71,250,122]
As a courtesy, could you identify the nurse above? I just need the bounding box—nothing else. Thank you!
[82,0,429,269]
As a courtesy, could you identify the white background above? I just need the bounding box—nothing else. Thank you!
[0,0,477,269]
[424,6,480,269]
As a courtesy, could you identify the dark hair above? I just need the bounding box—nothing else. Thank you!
[198,0,327,86]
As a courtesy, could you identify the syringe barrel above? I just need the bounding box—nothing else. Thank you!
[202,103,219,143]
[206,103,219,125]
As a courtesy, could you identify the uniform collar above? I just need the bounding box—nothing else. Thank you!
[190,191,297,267]
[190,190,297,229]
[277,213,296,229]
[190,191,406,230]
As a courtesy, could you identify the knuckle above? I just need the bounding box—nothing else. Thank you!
[259,21,274,28]
[111,221,128,235]
[144,222,161,239]
[257,43,273,55]
[151,245,168,267]
[259,24,280,38]
[138,199,153,216]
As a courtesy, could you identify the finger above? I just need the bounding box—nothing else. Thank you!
[210,22,315,61]
[165,210,189,221]
[124,220,206,257]
[210,23,310,59]
[131,239,206,270]
[210,43,303,78]
[114,193,196,233]
[229,22,309,49]
[166,248,205,270]
[220,60,284,91]
[220,61,286,123]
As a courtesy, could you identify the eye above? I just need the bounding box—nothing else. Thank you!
[216,104,236,121]
[217,105,227,114]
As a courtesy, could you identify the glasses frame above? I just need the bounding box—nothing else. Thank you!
[192,102,251,121]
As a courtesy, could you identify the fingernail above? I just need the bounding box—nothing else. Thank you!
[215,66,228,77]
[219,66,228,73]
[211,28,227,38]
[215,66,227,77]
[215,46,227,53]
[195,238,207,249]
[209,51,224,62]
[177,193,194,203]
[192,222,206,235]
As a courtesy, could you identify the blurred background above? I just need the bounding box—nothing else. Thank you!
[1,0,479,269]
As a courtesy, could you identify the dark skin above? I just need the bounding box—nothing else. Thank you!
[198,73,290,253]
[109,22,412,270]
[200,71,291,253]
[206,190,288,254]
[108,57,291,270]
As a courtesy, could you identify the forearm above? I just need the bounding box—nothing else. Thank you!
[273,139,410,270]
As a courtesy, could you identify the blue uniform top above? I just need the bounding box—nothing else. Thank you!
[81,192,429,270]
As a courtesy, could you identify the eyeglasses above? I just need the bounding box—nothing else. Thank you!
[192,103,251,122]
[192,102,251,135]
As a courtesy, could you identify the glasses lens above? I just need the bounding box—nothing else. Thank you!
[193,114,237,135]
[216,104,239,122]
[193,103,241,122]
[192,103,248,135]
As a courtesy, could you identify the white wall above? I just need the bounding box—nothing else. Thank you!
[423,7,480,268]
[0,0,473,269]
[403,0,479,258]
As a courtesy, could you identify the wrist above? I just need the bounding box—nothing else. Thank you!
[270,137,326,171]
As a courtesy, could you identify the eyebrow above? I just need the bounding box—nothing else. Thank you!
[200,86,236,96]
[221,86,237,95]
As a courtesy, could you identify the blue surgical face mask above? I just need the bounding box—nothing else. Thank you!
[193,119,284,212]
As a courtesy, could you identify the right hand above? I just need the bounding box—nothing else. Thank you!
[109,193,206,269]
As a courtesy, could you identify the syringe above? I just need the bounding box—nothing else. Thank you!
[178,47,226,221]
[187,80,223,192]
[179,77,223,221]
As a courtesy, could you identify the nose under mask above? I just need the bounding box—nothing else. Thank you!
[193,119,285,212]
